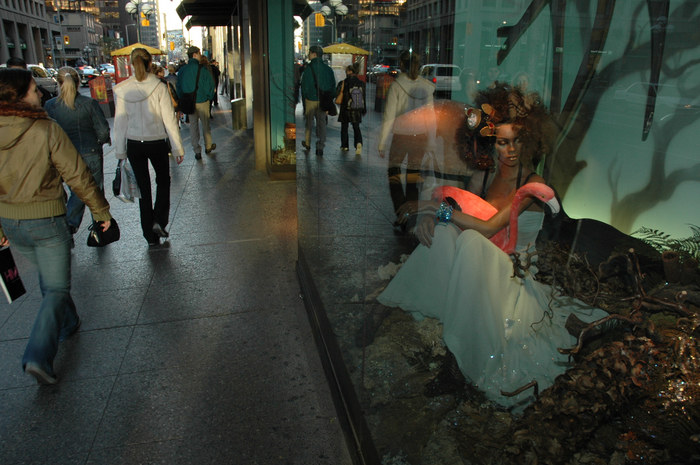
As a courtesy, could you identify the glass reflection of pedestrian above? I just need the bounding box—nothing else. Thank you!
[0,68,113,385]
[336,63,366,155]
[378,51,436,233]
[513,71,530,92]
[45,67,110,234]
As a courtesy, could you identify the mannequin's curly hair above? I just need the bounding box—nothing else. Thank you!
[455,81,551,171]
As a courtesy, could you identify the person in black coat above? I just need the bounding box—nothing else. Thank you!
[336,63,366,155]
[210,60,221,105]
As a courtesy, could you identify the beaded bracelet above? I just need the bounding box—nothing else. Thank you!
[435,201,454,223]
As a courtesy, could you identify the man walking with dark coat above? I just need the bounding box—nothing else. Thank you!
[300,45,335,156]
[176,46,216,160]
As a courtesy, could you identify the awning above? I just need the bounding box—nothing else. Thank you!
[293,0,313,20]
[323,43,370,55]
[176,0,237,28]
[111,42,166,56]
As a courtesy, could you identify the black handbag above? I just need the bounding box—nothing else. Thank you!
[87,218,120,247]
[320,90,337,116]
[112,163,121,197]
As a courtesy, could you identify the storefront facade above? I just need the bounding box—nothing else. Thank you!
[179,1,700,463]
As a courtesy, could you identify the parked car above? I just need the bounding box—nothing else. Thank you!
[368,64,399,83]
[79,66,101,86]
[419,64,462,95]
[613,81,700,117]
[27,64,58,95]
[98,63,115,79]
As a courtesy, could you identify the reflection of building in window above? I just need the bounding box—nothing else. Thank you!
[403,0,455,66]
[357,0,405,67]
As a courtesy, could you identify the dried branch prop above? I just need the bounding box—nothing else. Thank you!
[501,380,539,399]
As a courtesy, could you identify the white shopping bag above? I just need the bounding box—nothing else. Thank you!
[117,159,141,202]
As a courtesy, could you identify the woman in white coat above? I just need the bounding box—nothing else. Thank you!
[113,48,184,246]
[378,51,436,232]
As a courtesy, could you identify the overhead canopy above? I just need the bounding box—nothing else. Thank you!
[111,42,165,56]
[176,0,237,28]
[323,43,370,55]
[293,0,313,20]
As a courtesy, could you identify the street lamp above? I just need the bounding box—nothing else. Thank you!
[320,0,348,44]
[125,0,153,44]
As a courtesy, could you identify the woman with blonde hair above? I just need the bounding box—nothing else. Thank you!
[113,47,184,246]
[45,67,110,233]
[0,68,113,384]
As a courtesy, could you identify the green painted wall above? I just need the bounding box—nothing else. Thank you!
[267,0,295,152]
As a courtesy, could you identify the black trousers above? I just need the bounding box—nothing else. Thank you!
[127,139,171,243]
[387,133,427,213]
[340,121,362,148]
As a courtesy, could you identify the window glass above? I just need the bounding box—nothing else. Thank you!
[295,1,700,462]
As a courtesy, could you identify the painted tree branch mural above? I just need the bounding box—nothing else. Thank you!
[498,0,700,234]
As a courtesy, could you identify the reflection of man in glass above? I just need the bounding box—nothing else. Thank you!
[300,45,336,156]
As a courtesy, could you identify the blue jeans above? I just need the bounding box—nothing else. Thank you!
[66,153,104,230]
[0,216,78,376]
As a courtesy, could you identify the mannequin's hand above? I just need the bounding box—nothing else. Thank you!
[414,215,436,247]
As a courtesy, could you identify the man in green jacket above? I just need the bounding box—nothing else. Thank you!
[176,46,216,160]
[301,45,336,156]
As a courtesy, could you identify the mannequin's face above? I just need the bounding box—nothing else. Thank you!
[494,124,523,167]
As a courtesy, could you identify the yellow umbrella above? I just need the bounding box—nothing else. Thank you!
[111,42,166,56]
[322,43,369,55]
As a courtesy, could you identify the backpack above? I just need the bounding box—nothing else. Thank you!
[348,84,364,110]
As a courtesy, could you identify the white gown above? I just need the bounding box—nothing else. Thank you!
[378,211,608,408]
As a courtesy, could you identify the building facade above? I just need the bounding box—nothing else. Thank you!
[1,0,60,66]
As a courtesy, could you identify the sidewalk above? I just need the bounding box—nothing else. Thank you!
[0,95,352,464]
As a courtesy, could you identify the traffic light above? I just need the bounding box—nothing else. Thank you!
[64,35,69,45]
[170,41,175,51]
[315,13,325,27]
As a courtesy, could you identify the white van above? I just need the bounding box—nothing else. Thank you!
[419,64,462,95]
[28,64,58,95]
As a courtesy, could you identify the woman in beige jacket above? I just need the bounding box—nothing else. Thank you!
[0,67,112,385]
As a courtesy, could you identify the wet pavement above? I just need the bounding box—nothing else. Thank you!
[0,91,352,464]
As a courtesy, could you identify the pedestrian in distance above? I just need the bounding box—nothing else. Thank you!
[336,63,366,155]
[198,55,215,119]
[176,46,216,160]
[113,47,184,246]
[0,67,113,385]
[210,60,221,106]
[45,67,110,234]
